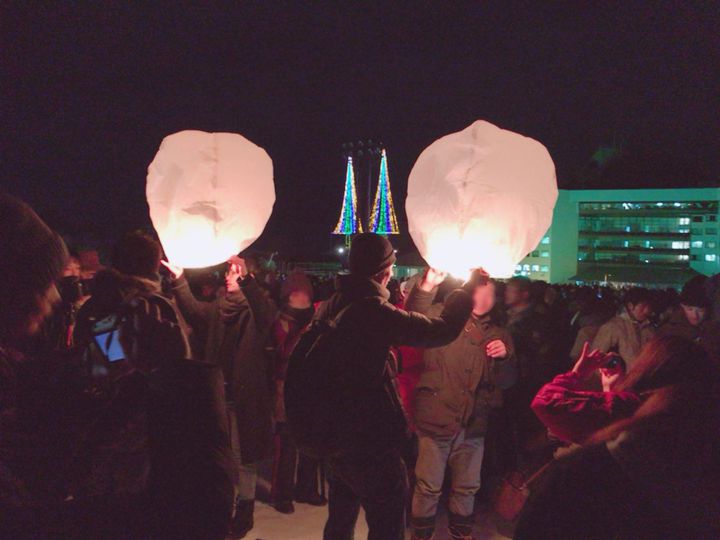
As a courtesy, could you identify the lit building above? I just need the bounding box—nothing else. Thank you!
[516,188,720,287]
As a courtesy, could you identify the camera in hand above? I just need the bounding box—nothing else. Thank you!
[605,347,626,371]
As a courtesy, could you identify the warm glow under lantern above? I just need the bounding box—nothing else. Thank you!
[147,130,275,268]
[406,121,557,278]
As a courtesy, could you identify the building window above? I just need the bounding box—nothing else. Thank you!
[706,228,718,235]
[531,251,539,257]
[692,241,704,248]
[522,264,530,271]
[678,255,689,261]
[541,251,550,258]
[709,215,718,222]
[706,254,717,262]
[671,241,690,249]
[693,216,704,222]
[679,217,690,225]
[541,237,550,245]
[708,242,717,249]
[540,265,549,272]
[531,265,540,272]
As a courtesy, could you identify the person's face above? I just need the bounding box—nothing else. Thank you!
[473,282,496,316]
[24,283,61,336]
[374,266,394,288]
[681,304,706,327]
[504,284,526,308]
[63,258,81,278]
[288,291,311,309]
[628,302,652,322]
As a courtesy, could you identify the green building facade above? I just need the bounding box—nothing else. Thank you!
[517,188,720,287]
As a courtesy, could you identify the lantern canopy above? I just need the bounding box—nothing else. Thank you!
[406,120,557,278]
[147,130,275,268]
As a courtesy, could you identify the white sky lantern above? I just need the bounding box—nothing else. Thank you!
[147,130,274,268]
[406,121,557,279]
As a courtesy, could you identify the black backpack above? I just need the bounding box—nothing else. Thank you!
[284,300,408,459]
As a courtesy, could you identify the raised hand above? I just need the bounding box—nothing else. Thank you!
[419,267,447,292]
[161,260,184,280]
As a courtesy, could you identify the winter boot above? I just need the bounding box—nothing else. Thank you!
[410,515,436,540]
[448,512,475,540]
[274,499,295,514]
[295,490,327,506]
[228,498,254,539]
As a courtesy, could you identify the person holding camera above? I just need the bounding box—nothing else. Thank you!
[517,335,720,539]
[531,342,641,445]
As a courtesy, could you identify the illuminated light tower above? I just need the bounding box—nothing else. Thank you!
[369,149,399,235]
[333,156,363,244]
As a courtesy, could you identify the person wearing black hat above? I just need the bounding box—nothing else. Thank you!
[313,233,473,540]
[660,275,720,363]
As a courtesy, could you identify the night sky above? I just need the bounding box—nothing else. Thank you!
[2,3,719,258]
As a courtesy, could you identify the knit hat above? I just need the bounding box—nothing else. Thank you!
[349,233,396,277]
[680,275,710,308]
[281,271,314,300]
[0,193,68,326]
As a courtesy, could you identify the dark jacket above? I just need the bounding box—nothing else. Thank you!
[507,304,553,384]
[272,305,314,423]
[146,359,236,539]
[76,269,165,345]
[313,274,473,455]
[0,344,88,505]
[659,308,720,363]
[406,286,516,438]
[77,359,236,540]
[172,275,276,464]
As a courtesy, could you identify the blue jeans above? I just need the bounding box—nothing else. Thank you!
[412,430,485,519]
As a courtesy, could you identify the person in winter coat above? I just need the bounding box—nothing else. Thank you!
[531,342,640,445]
[503,277,552,469]
[406,271,516,540]
[270,272,325,514]
[660,275,720,363]
[516,335,720,539]
[314,234,473,540]
[165,255,276,539]
[75,232,170,352]
[0,193,72,538]
[112,296,236,540]
[591,287,656,371]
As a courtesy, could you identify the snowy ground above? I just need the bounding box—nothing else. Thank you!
[234,460,514,540]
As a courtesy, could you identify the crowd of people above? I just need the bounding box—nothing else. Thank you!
[2,191,720,539]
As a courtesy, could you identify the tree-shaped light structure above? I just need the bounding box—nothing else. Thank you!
[333,156,363,235]
[369,149,399,235]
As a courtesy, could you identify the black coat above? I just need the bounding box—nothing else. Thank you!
[172,275,276,464]
[75,359,236,540]
[313,274,473,455]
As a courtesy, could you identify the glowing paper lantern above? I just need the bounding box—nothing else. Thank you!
[147,130,274,268]
[406,121,557,278]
